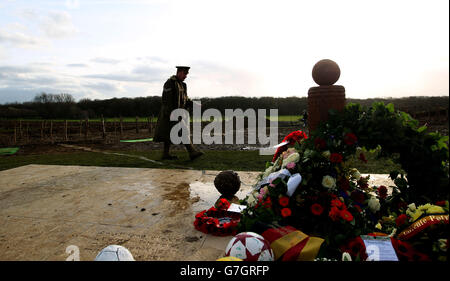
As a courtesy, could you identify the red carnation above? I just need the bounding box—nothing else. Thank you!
[396,214,408,227]
[310,203,324,216]
[281,207,292,217]
[330,153,343,163]
[340,209,354,222]
[263,197,272,208]
[329,206,341,221]
[377,185,388,199]
[331,198,345,209]
[279,196,289,207]
[314,137,326,150]
[344,133,357,146]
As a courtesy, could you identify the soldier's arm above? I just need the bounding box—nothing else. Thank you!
[183,82,193,109]
[162,80,176,114]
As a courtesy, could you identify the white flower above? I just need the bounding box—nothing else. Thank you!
[246,194,257,207]
[350,168,361,181]
[407,203,416,211]
[368,196,380,213]
[342,252,352,261]
[262,165,275,178]
[282,152,300,168]
[322,175,336,189]
[322,150,331,158]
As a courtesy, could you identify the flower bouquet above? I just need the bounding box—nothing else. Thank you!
[238,103,449,261]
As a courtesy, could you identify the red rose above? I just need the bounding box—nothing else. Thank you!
[344,133,358,146]
[351,191,365,204]
[330,153,343,163]
[281,207,292,217]
[340,209,354,222]
[338,178,350,191]
[310,203,324,216]
[395,214,408,226]
[377,185,388,199]
[279,196,289,207]
[314,137,326,150]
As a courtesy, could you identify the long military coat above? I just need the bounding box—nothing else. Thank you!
[153,75,192,143]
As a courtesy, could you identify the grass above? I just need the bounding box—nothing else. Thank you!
[0,149,400,175]
[2,115,304,123]
[0,150,273,172]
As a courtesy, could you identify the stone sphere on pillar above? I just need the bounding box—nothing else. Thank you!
[312,59,341,86]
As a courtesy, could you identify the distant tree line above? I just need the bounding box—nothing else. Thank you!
[0,92,448,119]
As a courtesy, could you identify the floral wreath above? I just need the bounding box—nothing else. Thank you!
[194,199,241,236]
[238,102,449,261]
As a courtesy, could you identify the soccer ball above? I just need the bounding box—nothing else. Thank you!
[225,232,274,261]
[94,245,135,261]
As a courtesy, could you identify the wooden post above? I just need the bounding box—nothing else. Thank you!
[85,118,89,141]
[26,122,29,143]
[41,120,44,141]
[19,120,23,139]
[79,120,82,138]
[120,116,123,137]
[114,120,117,140]
[50,120,53,143]
[135,116,139,134]
[101,115,106,140]
[65,120,68,141]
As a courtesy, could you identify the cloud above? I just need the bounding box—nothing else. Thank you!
[40,11,78,39]
[0,28,44,47]
[67,63,88,67]
[65,0,80,9]
[82,81,120,92]
[90,57,121,64]
[84,64,166,83]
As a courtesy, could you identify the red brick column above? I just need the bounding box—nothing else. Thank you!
[307,59,346,132]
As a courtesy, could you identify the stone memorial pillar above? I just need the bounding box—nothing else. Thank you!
[307,59,345,132]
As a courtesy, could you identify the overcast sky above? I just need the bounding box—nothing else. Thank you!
[0,0,448,104]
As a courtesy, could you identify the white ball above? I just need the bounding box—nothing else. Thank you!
[94,245,135,261]
[225,232,274,261]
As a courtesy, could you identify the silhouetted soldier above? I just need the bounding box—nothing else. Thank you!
[153,66,203,160]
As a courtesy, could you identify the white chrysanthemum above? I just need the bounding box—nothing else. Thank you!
[282,152,300,168]
[322,150,331,158]
[368,196,380,213]
[350,168,361,181]
[322,175,336,189]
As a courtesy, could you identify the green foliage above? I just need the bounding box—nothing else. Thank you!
[313,102,449,203]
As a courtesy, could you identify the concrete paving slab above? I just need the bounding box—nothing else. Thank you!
[0,164,393,261]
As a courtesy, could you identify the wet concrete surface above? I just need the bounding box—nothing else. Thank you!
[0,165,393,261]
[0,165,258,261]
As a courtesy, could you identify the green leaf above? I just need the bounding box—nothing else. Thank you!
[417,125,427,133]
[386,103,395,113]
